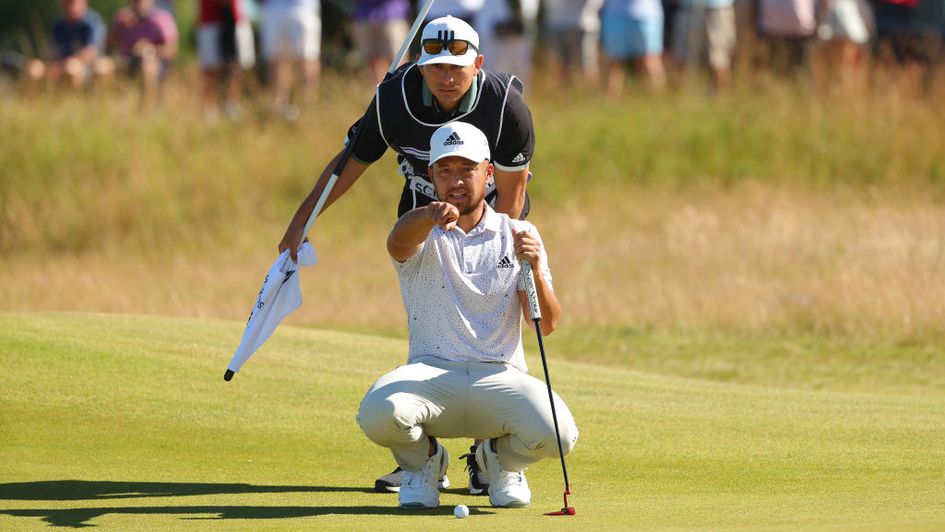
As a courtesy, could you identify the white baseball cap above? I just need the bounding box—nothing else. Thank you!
[417,16,480,67]
[429,122,491,165]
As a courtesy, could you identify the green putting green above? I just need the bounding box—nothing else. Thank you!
[2,312,944,530]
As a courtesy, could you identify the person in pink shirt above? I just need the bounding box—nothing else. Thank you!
[108,0,179,106]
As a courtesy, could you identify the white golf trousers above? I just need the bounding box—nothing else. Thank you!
[357,356,578,472]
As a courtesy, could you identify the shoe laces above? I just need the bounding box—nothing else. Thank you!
[499,470,524,486]
[406,446,444,489]
[459,449,480,475]
[403,469,432,490]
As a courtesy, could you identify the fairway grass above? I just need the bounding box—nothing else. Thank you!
[2,313,944,530]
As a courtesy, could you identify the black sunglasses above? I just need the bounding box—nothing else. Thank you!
[422,38,477,56]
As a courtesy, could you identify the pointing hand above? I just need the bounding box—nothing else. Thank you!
[427,201,459,232]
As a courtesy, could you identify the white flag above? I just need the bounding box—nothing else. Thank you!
[225,242,317,379]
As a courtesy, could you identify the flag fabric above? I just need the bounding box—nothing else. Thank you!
[225,242,317,378]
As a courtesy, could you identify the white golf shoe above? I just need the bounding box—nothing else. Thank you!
[374,466,450,493]
[475,439,531,507]
[399,439,449,508]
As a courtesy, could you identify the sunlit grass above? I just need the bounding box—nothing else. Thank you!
[1,312,944,529]
[2,73,944,390]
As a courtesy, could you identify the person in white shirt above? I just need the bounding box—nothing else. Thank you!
[259,0,321,120]
[356,121,579,509]
[543,0,604,87]
[475,0,540,86]
[671,0,737,90]
[815,0,872,91]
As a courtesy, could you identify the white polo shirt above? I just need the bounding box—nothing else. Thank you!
[393,206,553,372]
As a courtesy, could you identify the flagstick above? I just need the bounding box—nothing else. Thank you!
[225,1,438,383]
[301,0,437,238]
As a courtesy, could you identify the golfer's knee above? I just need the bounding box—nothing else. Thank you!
[516,421,578,460]
[536,420,578,459]
[558,422,579,457]
[357,393,392,442]
[356,392,414,446]
[540,399,578,457]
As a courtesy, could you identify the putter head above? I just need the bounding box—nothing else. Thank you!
[544,489,575,515]
[545,507,576,516]
[223,369,234,381]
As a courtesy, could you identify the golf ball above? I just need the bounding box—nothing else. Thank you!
[454,504,469,519]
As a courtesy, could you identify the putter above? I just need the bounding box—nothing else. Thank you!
[520,261,576,516]
[223,0,438,382]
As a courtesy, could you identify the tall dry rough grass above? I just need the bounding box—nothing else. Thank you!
[548,185,945,335]
[2,74,945,347]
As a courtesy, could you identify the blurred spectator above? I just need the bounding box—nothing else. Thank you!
[157,1,177,16]
[731,0,758,77]
[198,0,256,122]
[671,0,737,90]
[26,0,113,91]
[601,0,667,96]
[108,0,179,107]
[476,0,539,85]
[663,0,681,48]
[352,0,411,83]
[815,0,872,91]
[757,0,817,78]
[425,0,483,22]
[870,0,938,67]
[260,0,321,121]
[543,0,604,87]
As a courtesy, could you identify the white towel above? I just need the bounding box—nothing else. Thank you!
[226,242,318,375]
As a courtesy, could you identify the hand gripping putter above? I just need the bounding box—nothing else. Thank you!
[520,261,576,516]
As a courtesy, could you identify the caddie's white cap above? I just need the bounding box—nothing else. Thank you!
[417,16,480,67]
[429,121,491,165]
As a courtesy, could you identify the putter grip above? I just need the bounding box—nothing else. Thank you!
[520,261,542,321]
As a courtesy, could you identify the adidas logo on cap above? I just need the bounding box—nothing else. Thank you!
[430,121,490,164]
[443,132,464,146]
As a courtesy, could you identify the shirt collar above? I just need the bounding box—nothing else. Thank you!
[422,72,480,115]
[469,204,502,236]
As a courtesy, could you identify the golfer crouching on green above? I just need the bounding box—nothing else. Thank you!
[357,121,578,509]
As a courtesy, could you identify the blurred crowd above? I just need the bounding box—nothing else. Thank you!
[6,0,945,120]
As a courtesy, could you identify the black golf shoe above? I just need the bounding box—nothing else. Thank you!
[459,445,490,495]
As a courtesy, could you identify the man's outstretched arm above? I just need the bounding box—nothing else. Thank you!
[387,202,459,262]
[278,150,370,261]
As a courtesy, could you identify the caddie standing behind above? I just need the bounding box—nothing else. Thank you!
[279,15,534,252]
[278,15,537,494]
[358,121,578,509]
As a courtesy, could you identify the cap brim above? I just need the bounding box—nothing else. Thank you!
[430,152,484,165]
[417,50,477,67]
[429,152,485,166]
